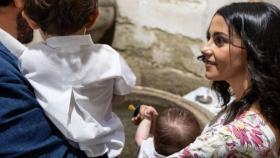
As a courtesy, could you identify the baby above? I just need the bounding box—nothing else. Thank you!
[132,105,201,157]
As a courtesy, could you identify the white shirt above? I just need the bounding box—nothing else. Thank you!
[138,137,166,158]
[0,29,136,158]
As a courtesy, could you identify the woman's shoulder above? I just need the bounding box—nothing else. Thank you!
[228,110,276,144]
[225,111,276,149]
[215,111,277,156]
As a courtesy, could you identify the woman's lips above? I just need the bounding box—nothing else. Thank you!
[204,60,217,71]
[204,60,217,65]
[197,55,217,65]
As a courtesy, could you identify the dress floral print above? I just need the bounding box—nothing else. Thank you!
[168,111,279,158]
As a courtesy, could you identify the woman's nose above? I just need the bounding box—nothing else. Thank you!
[201,43,213,56]
[197,42,212,62]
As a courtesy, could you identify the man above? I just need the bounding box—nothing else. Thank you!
[0,0,87,157]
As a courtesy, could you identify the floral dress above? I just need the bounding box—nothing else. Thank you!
[168,111,279,158]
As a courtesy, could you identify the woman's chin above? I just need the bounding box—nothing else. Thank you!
[205,73,218,81]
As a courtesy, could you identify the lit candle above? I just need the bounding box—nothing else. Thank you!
[203,93,208,100]
[128,104,141,117]
[195,94,212,104]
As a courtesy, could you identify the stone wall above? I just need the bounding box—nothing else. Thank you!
[112,0,278,95]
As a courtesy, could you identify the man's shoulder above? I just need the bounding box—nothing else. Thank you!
[0,42,18,63]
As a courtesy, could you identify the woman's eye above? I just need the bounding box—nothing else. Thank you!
[213,35,232,47]
[213,36,229,47]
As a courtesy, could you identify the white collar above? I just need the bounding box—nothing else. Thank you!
[45,34,94,48]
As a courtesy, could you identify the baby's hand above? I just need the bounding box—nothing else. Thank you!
[140,105,158,120]
[131,105,158,125]
[131,115,142,125]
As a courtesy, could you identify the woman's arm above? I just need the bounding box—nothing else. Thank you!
[167,112,276,158]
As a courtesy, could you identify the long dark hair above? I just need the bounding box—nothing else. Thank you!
[210,2,280,129]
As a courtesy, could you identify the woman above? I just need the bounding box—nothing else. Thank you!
[166,2,280,157]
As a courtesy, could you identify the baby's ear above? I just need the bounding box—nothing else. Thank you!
[85,10,99,32]
[21,11,39,30]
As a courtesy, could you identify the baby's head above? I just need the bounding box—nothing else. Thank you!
[154,106,200,156]
[22,0,99,36]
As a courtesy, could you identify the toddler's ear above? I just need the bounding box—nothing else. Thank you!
[21,11,39,30]
[13,0,24,9]
[85,10,99,32]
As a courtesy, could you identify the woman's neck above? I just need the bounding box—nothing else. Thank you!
[227,71,251,100]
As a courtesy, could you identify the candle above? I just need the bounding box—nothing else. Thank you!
[195,94,212,104]
[128,104,141,117]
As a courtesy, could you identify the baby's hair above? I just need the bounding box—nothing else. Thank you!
[154,106,200,156]
[23,0,99,35]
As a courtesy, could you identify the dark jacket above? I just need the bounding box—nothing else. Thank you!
[0,42,87,158]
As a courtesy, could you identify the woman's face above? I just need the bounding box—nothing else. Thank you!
[201,15,247,82]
